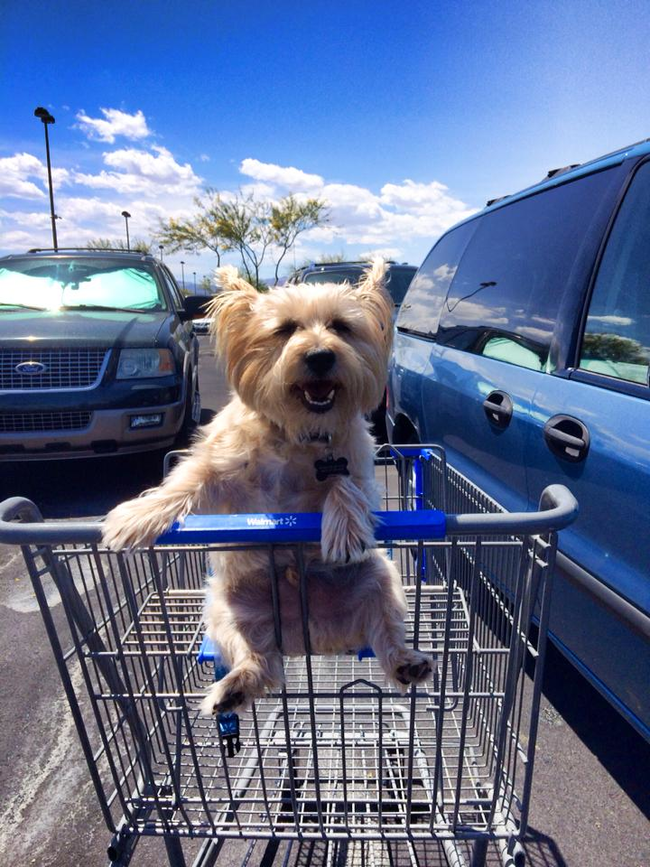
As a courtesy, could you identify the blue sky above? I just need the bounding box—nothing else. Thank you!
[2,0,649,282]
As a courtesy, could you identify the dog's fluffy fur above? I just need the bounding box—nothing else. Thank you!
[102,260,431,713]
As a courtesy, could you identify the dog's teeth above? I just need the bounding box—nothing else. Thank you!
[303,390,333,407]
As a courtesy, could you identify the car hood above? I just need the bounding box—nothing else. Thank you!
[0,309,169,349]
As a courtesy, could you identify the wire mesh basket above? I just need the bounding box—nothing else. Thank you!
[0,445,578,867]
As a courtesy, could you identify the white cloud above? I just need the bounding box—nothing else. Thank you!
[75,108,151,143]
[237,159,477,262]
[0,154,46,199]
[74,146,203,198]
[240,158,324,192]
[359,246,403,262]
[0,153,70,201]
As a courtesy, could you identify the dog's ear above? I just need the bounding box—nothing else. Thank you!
[355,258,393,346]
[206,266,259,357]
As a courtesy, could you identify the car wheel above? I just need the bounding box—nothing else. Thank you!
[176,376,200,446]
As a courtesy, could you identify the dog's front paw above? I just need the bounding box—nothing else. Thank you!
[320,476,376,564]
[321,532,374,563]
[320,518,374,564]
[102,499,170,551]
[393,649,433,688]
[200,671,260,716]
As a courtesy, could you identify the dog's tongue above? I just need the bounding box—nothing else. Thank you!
[305,380,334,401]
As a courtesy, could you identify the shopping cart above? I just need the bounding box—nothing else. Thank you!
[0,445,578,867]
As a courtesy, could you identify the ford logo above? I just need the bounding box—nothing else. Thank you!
[15,361,47,375]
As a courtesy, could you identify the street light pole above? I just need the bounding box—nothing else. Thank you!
[193,271,197,292]
[180,260,185,290]
[34,106,58,251]
[121,211,131,251]
[159,245,164,262]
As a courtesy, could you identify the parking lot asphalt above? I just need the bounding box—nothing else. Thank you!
[0,336,648,867]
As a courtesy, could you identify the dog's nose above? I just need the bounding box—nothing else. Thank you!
[305,348,336,376]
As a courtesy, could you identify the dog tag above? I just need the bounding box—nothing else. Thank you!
[314,456,350,481]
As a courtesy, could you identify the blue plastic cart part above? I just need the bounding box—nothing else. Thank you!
[198,635,230,680]
[156,508,446,546]
[199,634,376,666]
[217,711,241,757]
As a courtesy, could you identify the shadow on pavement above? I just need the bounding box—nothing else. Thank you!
[0,409,219,521]
[537,641,650,819]
[523,826,568,867]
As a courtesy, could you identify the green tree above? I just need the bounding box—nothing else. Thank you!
[156,190,229,266]
[157,189,328,288]
[270,195,328,285]
[87,237,151,253]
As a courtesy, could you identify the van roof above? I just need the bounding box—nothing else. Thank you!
[463,137,650,226]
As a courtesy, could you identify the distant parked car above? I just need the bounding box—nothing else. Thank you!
[289,260,417,313]
[0,248,204,459]
[290,261,417,441]
[192,316,212,334]
[388,140,650,741]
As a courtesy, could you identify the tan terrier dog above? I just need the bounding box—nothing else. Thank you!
[102,260,432,713]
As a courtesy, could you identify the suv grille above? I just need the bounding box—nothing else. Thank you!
[0,411,93,432]
[0,349,109,390]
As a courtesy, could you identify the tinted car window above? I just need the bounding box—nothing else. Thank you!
[436,169,616,371]
[161,267,185,310]
[304,265,416,306]
[579,161,650,386]
[304,268,363,285]
[0,257,166,312]
[396,222,477,337]
[384,267,417,305]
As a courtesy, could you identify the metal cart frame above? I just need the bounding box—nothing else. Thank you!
[0,445,578,867]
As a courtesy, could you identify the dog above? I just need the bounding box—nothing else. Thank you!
[102,259,432,714]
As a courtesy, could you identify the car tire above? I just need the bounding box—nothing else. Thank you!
[176,375,199,446]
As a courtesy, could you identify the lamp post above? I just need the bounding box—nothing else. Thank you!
[34,106,58,251]
[180,260,185,290]
[121,211,131,251]
[159,245,164,262]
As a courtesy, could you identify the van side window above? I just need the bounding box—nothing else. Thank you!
[396,221,477,337]
[436,169,617,372]
[579,161,650,387]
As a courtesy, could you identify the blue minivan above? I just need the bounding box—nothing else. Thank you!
[388,140,650,741]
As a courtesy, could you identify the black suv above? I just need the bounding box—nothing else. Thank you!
[0,249,205,460]
[289,260,417,310]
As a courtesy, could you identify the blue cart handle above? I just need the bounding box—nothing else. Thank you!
[0,484,577,546]
[156,509,447,545]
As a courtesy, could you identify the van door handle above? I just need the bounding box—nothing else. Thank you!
[543,414,590,462]
[483,390,513,429]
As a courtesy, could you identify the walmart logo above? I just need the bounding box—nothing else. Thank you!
[245,515,298,528]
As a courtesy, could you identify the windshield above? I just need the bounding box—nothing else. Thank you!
[0,257,166,312]
[303,266,416,305]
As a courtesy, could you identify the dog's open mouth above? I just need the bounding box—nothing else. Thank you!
[296,380,337,414]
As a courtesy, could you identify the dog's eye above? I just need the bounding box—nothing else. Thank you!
[330,319,352,335]
[274,320,298,337]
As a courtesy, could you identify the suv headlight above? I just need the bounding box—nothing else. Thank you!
[116,348,175,379]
